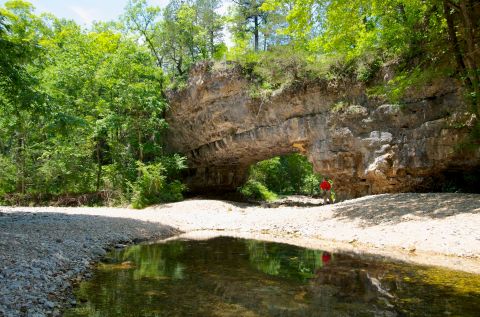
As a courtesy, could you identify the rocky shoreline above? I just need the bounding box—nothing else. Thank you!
[1,193,479,316]
[0,212,177,317]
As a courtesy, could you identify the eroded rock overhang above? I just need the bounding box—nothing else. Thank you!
[165,62,480,198]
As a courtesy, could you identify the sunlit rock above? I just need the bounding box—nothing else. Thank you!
[166,62,480,198]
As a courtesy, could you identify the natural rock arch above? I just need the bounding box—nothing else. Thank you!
[165,63,479,198]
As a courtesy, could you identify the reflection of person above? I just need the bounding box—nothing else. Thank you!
[314,251,333,276]
[320,178,332,204]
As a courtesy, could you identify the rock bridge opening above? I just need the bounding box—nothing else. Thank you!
[241,152,324,199]
[181,141,313,196]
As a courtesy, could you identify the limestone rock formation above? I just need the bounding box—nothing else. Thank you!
[166,62,479,198]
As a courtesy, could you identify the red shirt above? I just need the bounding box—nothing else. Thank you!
[322,252,332,265]
[320,180,331,191]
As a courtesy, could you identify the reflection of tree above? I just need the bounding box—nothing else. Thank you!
[66,238,480,317]
[245,240,281,276]
[121,241,186,280]
[245,240,324,281]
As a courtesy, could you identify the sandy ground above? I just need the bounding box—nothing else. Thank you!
[3,193,480,266]
[1,193,480,316]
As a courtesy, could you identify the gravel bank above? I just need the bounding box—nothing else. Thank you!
[0,212,177,317]
[1,193,479,316]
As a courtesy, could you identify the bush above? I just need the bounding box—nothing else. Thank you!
[301,174,322,196]
[130,162,166,209]
[156,154,187,182]
[232,46,388,103]
[0,155,17,196]
[157,180,186,203]
[130,158,187,209]
[239,180,278,202]
[356,53,382,82]
[367,65,452,103]
[231,46,331,100]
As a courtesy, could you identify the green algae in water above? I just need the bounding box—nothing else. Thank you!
[65,237,480,317]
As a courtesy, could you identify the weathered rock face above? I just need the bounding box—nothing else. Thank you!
[166,62,480,198]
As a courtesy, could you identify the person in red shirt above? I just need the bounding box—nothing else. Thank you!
[320,177,332,204]
[322,251,332,265]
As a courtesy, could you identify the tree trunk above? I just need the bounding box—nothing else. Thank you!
[459,0,480,114]
[143,31,163,68]
[210,29,215,57]
[96,141,102,192]
[19,134,26,194]
[443,0,467,76]
[176,55,184,76]
[254,16,259,51]
[15,116,26,195]
[138,130,143,163]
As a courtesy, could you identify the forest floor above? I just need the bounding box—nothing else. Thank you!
[1,193,480,316]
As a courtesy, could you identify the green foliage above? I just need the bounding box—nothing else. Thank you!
[233,46,394,100]
[0,0,43,110]
[0,156,16,196]
[130,159,187,209]
[237,0,476,114]
[232,46,332,99]
[302,174,322,196]
[330,101,348,113]
[0,1,189,207]
[229,0,268,52]
[239,153,322,201]
[123,0,224,81]
[248,47,320,87]
[355,53,382,82]
[1,0,477,205]
[130,162,167,209]
[156,154,188,182]
[239,180,278,202]
[261,0,448,62]
[368,66,453,103]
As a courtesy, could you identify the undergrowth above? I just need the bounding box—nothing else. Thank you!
[239,153,323,201]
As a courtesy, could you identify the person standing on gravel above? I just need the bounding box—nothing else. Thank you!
[320,178,333,204]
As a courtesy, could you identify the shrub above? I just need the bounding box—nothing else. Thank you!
[130,162,166,209]
[367,66,452,103]
[239,180,278,202]
[157,180,186,203]
[130,158,187,209]
[0,155,16,196]
[156,154,187,182]
[301,174,322,196]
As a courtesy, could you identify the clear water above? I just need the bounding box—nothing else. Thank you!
[65,237,480,317]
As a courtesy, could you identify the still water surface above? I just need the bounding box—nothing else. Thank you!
[65,237,480,317]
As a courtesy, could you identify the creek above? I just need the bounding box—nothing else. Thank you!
[65,237,480,316]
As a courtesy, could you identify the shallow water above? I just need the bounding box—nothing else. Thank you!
[65,237,480,317]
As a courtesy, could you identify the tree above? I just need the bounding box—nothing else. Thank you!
[0,0,46,195]
[122,0,225,80]
[443,0,480,115]
[195,0,224,58]
[0,0,190,206]
[261,0,447,61]
[122,0,163,67]
[231,0,269,51]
